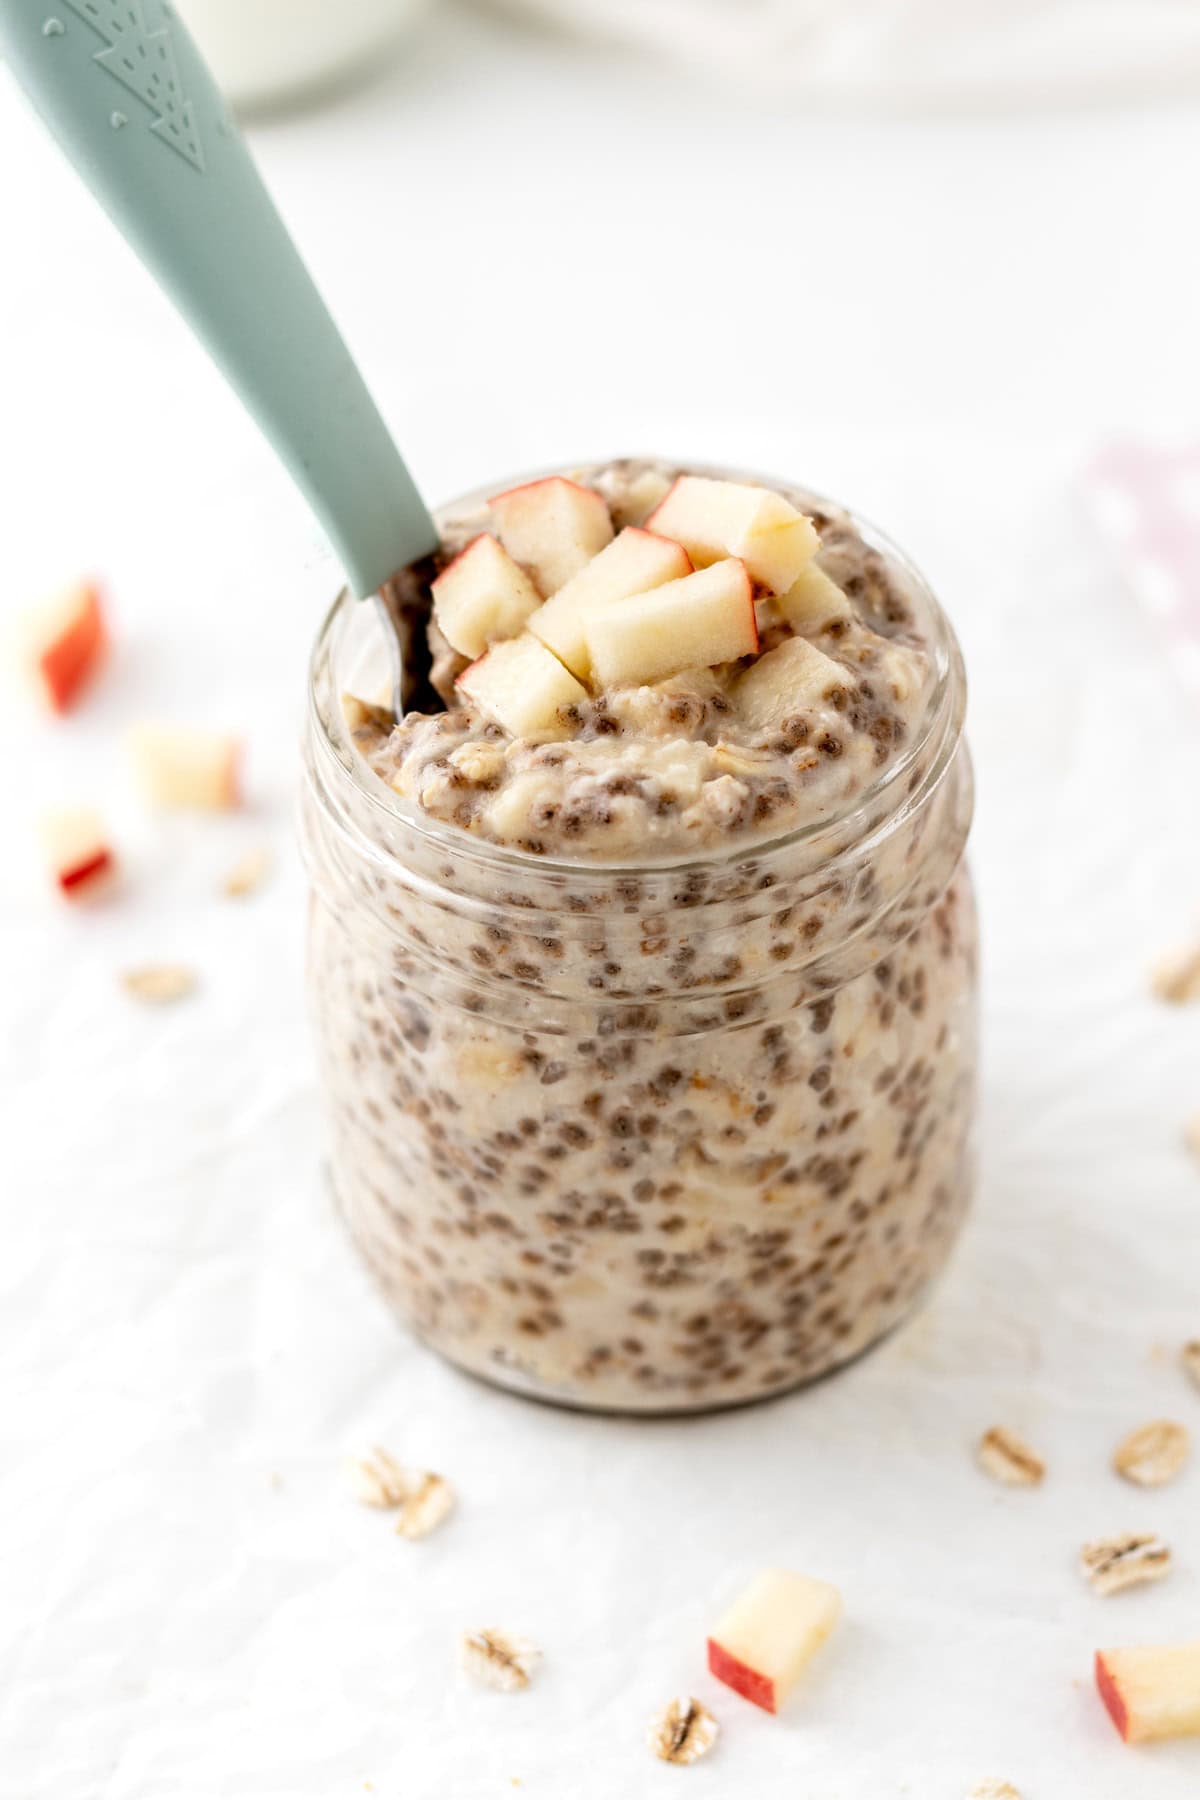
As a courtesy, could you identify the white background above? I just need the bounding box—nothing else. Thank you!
[2,6,1200,1796]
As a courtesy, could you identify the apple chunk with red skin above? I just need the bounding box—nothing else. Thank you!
[490,477,614,596]
[584,559,757,690]
[647,476,819,597]
[41,808,116,901]
[707,1568,842,1714]
[24,580,109,713]
[528,527,692,680]
[431,534,541,659]
[129,724,242,810]
[457,632,588,739]
[1095,1643,1200,1744]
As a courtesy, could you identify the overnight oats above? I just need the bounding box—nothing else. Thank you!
[301,459,977,1412]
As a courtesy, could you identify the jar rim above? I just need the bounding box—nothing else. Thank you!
[306,461,967,879]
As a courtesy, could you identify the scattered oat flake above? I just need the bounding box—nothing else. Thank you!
[1114,1420,1190,1488]
[460,1628,541,1692]
[344,1446,409,1509]
[395,1470,455,1540]
[120,964,196,1003]
[967,1784,1022,1800]
[1151,944,1200,1003]
[1185,1117,1200,1163]
[977,1427,1045,1487]
[222,844,272,898]
[1081,1531,1172,1596]
[1183,1341,1200,1392]
[647,1697,719,1766]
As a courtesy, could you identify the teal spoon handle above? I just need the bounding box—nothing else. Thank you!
[0,0,437,597]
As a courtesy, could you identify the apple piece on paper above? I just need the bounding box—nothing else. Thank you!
[431,534,542,658]
[129,724,242,810]
[706,1568,841,1714]
[584,559,757,689]
[490,477,614,595]
[734,636,849,730]
[23,580,109,713]
[647,476,819,596]
[527,527,692,679]
[41,808,116,901]
[777,562,854,630]
[1095,1643,1200,1745]
[457,633,588,738]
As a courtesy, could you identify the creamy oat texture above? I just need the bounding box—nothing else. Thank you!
[302,459,977,1411]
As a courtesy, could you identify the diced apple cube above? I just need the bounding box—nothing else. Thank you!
[456,633,587,739]
[707,1568,841,1714]
[490,477,614,595]
[129,724,241,810]
[646,476,819,596]
[431,534,541,658]
[528,527,692,679]
[1095,1643,1200,1744]
[23,580,109,713]
[777,562,854,629]
[584,559,756,690]
[40,807,116,901]
[734,636,849,729]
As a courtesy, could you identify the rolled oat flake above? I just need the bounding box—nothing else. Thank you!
[976,1427,1045,1487]
[1183,1339,1200,1392]
[1113,1420,1190,1488]
[1080,1530,1172,1596]
[1151,944,1200,1004]
[120,964,196,1003]
[967,1784,1022,1800]
[222,844,272,897]
[647,1697,719,1766]
[460,1628,541,1692]
[394,1470,455,1539]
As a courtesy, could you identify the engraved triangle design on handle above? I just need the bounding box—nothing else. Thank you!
[61,0,205,172]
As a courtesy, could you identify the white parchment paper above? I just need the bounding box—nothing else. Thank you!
[1,27,1199,1788]
[3,426,1199,1799]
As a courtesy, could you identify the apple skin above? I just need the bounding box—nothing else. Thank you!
[527,527,693,679]
[1095,1652,1131,1742]
[743,582,760,654]
[42,810,117,900]
[646,476,819,597]
[431,533,540,657]
[707,1636,777,1713]
[35,581,108,713]
[489,474,605,513]
[488,477,614,594]
[58,848,113,897]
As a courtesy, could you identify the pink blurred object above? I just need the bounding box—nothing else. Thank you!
[1088,442,1200,702]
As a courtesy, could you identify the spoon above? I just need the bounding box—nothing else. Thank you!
[0,0,439,709]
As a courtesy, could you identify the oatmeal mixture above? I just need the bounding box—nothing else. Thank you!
[303,459,977,1411]
[353,462,934,860]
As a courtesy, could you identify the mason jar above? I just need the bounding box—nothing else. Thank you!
[300,470,977,1414]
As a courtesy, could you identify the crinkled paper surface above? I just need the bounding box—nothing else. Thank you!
[1,38,1199,1796]
[4,422,1198,1798]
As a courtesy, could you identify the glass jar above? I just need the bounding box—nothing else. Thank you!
[300,472,977,1414]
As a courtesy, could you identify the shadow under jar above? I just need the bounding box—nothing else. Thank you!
[301,471,978,1414]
